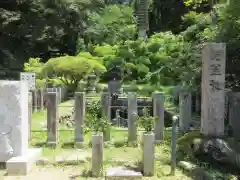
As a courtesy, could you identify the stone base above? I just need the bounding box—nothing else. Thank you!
[6,148,42,176]
[47,141,57,148]
[75,142,85,148]
[106,167,142,180]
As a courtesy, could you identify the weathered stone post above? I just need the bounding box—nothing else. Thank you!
[228,92,240,139]
[28,92,32,141]
[127,92,138,142]
[143,132,155,176]
[152,92,164,143]
[224,89,230,125]
[195,91,200,115]
[201,43,226,136]
[38,88,44,111]
[74,92,85,147]
[179,91,192,132]
[87,74,97,93]
[0,81,41,175]
[32,89,38,112]
[100,92,111,141]
[46,92,59,147]
[58,87,62,103]
[171,116,178,175]
[92,132,104,177]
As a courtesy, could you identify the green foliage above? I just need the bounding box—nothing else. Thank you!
[84,4,136,46]
[137,108,157,132]
[92,31,200,88]
[87,115,112,133]
[0,0,108,71]
[184,0,208,8]
[182,0,240,89]
[24,58,44,78]
[86,100,101,118]
[42,55,106,91]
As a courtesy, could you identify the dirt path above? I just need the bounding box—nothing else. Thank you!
[1,166,85,180]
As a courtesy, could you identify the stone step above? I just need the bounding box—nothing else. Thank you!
[106,166,143,180]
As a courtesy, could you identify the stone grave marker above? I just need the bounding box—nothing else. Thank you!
[20,72,36,91]
[108,79,122,95]
[0,81,41,175]
[201,43,226,136]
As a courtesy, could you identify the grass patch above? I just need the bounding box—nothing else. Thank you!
[26,90,192,179]
[29,128,192,179]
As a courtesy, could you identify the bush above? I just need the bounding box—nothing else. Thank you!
[42,55,106,92]
[137,108,158,133]
[86,99,101,118]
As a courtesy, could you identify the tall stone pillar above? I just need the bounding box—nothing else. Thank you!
[46,92,59,147]
[100,92,111,141]
[74,92,85,147]
[127,93,138,142]
[201,43,226,136]
[152,92,164,143]
[179,91,192,132]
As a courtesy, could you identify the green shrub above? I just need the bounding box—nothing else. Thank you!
[87,115,111,133]
[86,100,101,118]
[137,108,157,133]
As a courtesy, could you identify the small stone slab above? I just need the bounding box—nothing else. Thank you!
[6,148,42,176]
[178,161,197,171]
[36,157,51,166]
[106,166,142,180]
[55,152,91,165]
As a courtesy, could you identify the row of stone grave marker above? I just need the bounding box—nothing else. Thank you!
[29,86,68,112]
[42,91,166,146]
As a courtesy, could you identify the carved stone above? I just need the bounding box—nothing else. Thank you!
[201,43,226,137]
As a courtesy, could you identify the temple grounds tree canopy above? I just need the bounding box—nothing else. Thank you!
[41,55,106,90]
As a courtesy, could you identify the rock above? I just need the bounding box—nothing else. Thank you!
[178,161,217,180]
[106,166,143,180]
[178,161,197,171]
[65,153,90,163]
[55,156,65,164]
[36,157,51,166]
[55,152,91,165]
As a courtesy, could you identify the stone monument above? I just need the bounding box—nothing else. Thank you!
[0,81,41,175]
[106,65,123,96]
[86,73,97,93]
[182,43,240,170]
[20,72,36,91]
[201,43,226,137]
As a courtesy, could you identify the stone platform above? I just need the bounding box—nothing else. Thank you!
[6,148,42,176]
[106,166,143,180]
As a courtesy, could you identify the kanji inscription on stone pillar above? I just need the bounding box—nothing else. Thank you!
[201,43,226,137]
